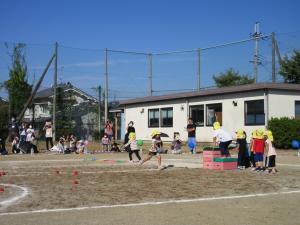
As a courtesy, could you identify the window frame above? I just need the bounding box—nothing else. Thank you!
[148,108,160,128]
[189,104,204,127]
[160,107,173,127]
[206,103,222,126]
[244,99,265,126]
[295,101,300,120]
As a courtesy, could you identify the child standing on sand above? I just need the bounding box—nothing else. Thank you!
[264,130,278,174]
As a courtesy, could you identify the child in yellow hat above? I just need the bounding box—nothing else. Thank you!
[235,129,250,170]
[139,130,164,170]
[264,130,278,174]
[123,132,141,163]
[251,128,265,171]
[213,122,232,157]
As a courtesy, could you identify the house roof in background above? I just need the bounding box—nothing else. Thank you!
[119,83,300,106]
[35,82,98,102]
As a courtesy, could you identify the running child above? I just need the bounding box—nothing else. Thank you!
[124,132,141,163]
[139,130,164,170]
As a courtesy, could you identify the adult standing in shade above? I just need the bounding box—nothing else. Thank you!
[123,121,135,150]
[187,118,196,154]
[43,121,53,151]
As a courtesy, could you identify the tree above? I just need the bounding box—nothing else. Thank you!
[213,68,255,88]
[4,43,32,118]
[55,85,76,139]
[279,50,300,84]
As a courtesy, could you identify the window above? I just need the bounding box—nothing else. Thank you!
[161,107,173,127]
[245,100,265,125]
[296,101,300,120]
[148,109,159,127]
[189,105,204,126]
[206,103,222,126]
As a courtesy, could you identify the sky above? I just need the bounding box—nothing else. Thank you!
[0,0,300,99]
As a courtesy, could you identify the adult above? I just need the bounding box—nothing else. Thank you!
[187,118,196,154]
[104,120,114,141]
[124,121,135,144]
[8,117,19,142]
[43,121,53,151]
[212,122,232,157]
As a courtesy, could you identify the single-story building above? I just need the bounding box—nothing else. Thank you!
[119,83,300,142]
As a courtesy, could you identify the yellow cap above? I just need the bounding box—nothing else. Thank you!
[236,129,245,139]
[213,122,221,130]
[151,129,161,137]
[264,130,274,141]
[128,132,136,140]
[256,128,264,139]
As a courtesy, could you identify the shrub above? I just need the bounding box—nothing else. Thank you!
[267,117,300,149]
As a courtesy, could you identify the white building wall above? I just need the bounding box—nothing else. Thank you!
[123,90,300,143]
[268,90,300,119]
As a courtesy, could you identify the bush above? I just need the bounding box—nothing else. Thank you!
[268,117,300,149]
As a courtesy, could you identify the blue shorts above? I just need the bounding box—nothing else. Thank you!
[254,153,263,162]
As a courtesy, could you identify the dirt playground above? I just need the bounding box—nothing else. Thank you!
[0,151,300,225]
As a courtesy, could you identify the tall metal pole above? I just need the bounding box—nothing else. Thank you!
[197,48,200,91]
[253,22,261,83]
[272,32,276,83]
[104,48,108,123]
[53,42,58,141]
[98,85,102,133]
[149,53,153,96]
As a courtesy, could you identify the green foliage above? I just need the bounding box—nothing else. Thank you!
[0,101,9,138]
[4,44,32,117]
[213,68,255,88]
[279,50,300,84]
[267,117,300,149]
[55,87,76,139]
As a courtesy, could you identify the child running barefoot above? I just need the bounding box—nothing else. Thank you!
[124,132,141,163]
[264,130,278,174]
[140,130,164,170]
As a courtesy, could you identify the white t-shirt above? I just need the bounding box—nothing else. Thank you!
[213,129,232,142]
[266,139,277,156]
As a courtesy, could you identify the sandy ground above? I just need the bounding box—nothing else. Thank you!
[0,151,300,225]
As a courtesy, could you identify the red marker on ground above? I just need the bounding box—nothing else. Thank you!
[0,187,4,192]
[73,171,79,176]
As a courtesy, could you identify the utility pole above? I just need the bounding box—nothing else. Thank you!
[104,48,108,123]
[149,53,153,96]
[272,32,276,83]
[251,22,262,83]
[98,85,102,133]
[197,48,200,91]
[53,42,58,141]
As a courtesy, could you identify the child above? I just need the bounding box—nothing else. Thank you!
[124,132,141,162]
[171,132,182,154]
[12,136,20,154]
[76,140,86,154]
[264,130,278,174]
[212,122,232,157]
[252,128,265,171]
[111,142,120,152]
[235,129,250,170]
[101,134,109,152]
[139,130,164,170]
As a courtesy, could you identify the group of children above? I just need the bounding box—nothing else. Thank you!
[235,127,277,174]
[11,123,38,154]
[51,134,89,154]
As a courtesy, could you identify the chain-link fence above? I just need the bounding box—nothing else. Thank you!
[1,31,300,140]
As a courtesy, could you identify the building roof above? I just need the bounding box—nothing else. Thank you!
[35,83,98,102]
[119,83,300,106]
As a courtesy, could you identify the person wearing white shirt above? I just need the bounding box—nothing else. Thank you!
[213,122,232,157]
